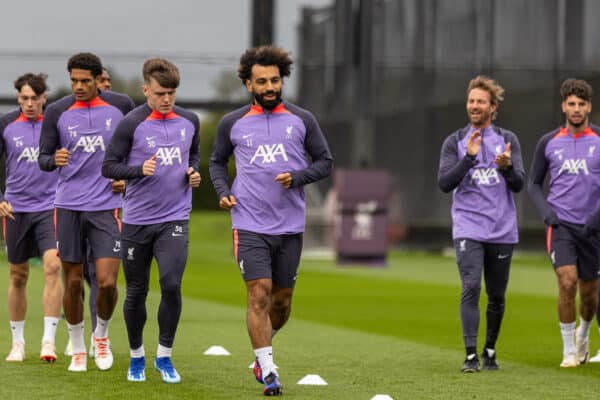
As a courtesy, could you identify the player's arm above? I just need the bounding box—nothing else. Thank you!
[102,118,145,180]
[0,123,11,218]
[209,115,236,208]
[497,130,525,192]
[437,132,478,193]
[527,134,558,227]
[38,104,61,171]
[285,111,333,189]
[186,113,201,187]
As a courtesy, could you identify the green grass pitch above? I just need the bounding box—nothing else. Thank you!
[0,211,598,399]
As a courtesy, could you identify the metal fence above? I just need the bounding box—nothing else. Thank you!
[297,0,600,250]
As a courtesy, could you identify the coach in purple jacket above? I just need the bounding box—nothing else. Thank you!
[209,45,333,396]
[438,76,524,373]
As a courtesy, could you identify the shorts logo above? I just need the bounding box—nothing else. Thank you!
[459,240,466,252]
[113,240,121,253]
[550,250,556,265]
[498,253,510,259]
[127,247,135,260]
[172,225,184,237]
[239,259,245,274]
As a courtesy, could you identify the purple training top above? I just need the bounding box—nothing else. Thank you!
[528,126,600,225]
[438,125,525,243]
[0,110,58,212]
[209,102,333,235]
[38,91,135,211]
[102,103,200,225]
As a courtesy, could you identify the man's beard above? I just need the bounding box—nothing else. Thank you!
[254,90,282,110]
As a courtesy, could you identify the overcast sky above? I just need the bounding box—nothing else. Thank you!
[0,0,331,101]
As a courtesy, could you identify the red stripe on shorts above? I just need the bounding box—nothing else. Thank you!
[546,226,552,254]
[2,216,6,242]
[113,208,122,232]
[233,229,239,262]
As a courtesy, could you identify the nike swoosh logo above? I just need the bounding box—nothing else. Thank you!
[68,125,79,130]
[172,233,184,237]
[498,254,510,259]
[242,134,253,139]
[146,136,156,140]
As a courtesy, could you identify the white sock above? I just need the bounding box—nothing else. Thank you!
[130,345,145,358]
[254,346,277,377]
[577,318,592,341]
[10,320,25,345]
[272,329,278,339]
[42,317,59,343]
[67,321,86,354]
[560,321,576,355]
[156,344,172,358]
[94,317,110,338]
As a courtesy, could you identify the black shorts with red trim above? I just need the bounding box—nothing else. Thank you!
[55,208,122,263]
[3,210,56,264]
[546,221,600,280]
[233,229,303,288]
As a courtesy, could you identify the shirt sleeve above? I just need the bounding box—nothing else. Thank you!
[289,111,333,188]
[102,116,145,179]
[527,133,557,224]
[437,133,477,193]
[38,104,61,171]
[208,115,236,200]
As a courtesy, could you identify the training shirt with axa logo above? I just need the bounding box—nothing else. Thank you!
[529,126,600,224]
[102,103,200,225]
[0,110,58,212]
[38,91,134,211]
[438,125,525,243]
[209,102,333,235]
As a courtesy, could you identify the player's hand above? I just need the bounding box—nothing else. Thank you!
[219,195,237,210]
[187,167,201,187]
[111,179,126,193]
[466,130,482,156]
[0,201,15,220]
[55,147,70,167]
[143,155,157,176]
[495,142,512,170]
[275,172,293,189]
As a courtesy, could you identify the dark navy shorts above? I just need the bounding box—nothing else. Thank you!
[546,222,600,280]
[120,220,189,278]
[3,210,56,264]
[55,208,122,264]
[233,229,303,288]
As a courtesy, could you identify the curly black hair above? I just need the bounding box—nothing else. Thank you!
[238,45,293,84]
[560,78,593,102]
[67,52,103,77]
[14,73,48,95]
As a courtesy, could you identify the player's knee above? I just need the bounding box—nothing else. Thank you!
[44,260,61,279]
[558,278,577,294]
[65,277,83,296]
[461,278,481,296]
[487,294,505,308]
[10,270,28,288]
[159,277,181,297]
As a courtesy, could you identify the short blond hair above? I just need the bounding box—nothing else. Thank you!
[467,75,505,120]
